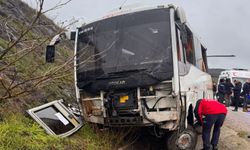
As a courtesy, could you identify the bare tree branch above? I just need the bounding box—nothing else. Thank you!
[0,0,45,59]
[42,0,72,14]
[0,0,77,102]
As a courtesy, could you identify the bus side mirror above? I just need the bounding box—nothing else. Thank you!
[46,45,55,63]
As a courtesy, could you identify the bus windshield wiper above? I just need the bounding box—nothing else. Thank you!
[96,69,146,79]
[96,69,161,82]
[110,69,161,81]
[108,68,147,75]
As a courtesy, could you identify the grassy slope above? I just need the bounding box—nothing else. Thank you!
[0,1,119,149]
[0,115,121,150]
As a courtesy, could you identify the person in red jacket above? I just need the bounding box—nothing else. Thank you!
[194,99,227,150]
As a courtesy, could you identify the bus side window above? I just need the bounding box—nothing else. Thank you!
[193,36,206,72]
[183,27,195,65]
[201,45,208,72]
[176,29,185,63]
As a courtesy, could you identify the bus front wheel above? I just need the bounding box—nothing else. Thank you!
[166,129,197,150]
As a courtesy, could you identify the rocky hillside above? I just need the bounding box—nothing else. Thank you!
[0,1,124,150]
[0,0,75,114]
[0,0,58,40]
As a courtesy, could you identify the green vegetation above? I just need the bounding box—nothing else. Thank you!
[0,38,8,49]
[0,1,128,149]
[0,114,121,150]
[0,115,67,150]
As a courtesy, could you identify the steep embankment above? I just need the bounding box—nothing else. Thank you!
[0,1,119,149]
[0,0,74,112]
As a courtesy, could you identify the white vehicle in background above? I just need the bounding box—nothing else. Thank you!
[218,69,250,105]
[218,69,250,85]
[28,4,213,149]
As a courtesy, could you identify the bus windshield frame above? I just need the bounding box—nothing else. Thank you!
[76,8,173,90]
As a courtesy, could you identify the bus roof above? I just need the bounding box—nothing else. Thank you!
[79,4,175,27]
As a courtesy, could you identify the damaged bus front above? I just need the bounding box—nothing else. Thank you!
[76,8,176,128]
[31,4,213,149]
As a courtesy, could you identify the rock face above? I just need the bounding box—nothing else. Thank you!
[0,0,75,112]
[0,0,58,41]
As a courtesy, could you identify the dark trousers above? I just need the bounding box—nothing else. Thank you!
[202,114,226,150]
[217,93,224,104]
[234,96,240,111]
[243,94,250,109]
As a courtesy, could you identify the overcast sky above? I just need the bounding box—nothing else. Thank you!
[24,0,250,70]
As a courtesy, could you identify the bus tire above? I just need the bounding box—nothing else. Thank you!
[166,129,197,150]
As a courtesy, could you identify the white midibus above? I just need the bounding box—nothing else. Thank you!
[28,4,213,149]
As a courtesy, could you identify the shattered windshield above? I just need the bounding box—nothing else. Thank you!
[76,8,173,89]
